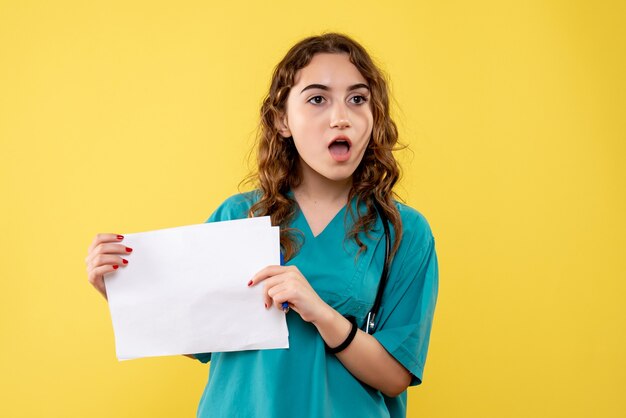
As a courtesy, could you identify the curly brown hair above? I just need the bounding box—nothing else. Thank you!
[245,32,403,261]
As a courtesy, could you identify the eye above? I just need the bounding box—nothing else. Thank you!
[308,96,325,105]
[350,95,368,105]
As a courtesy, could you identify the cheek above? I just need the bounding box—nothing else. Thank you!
[357,113,374,140]
[289,111,326,139]
[290,132,315,156]
[355,107,374,128]
[286,106,308,130]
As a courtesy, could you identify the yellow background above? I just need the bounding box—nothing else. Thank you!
[1,0,624,417]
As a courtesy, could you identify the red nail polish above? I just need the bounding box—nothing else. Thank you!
[113,265,119,270]
[122,259,128,265]
[126,247,133,253]
[247,280,253,287]
[117,235,124,240]
[264,303,268,308]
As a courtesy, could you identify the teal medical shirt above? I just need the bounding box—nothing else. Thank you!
[194,191,438,418]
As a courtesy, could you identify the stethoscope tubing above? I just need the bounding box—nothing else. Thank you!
[364,201,391,334]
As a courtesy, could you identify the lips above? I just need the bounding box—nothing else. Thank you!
[328,135,352,162]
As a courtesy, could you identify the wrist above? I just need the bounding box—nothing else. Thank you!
[311,302,340,329]
[324,315,358,354]
[312,305,353,349]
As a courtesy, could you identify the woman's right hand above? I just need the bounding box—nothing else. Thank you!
[85,233,132,300]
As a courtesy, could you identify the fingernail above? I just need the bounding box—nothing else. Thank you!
[247,280,253,287]
[113,265,119,270]
[125,247,133,253]
[264,303,268,309]
[122,259,128,265]
[117,235,124,240]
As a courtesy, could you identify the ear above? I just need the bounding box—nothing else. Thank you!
[275,112,292,138]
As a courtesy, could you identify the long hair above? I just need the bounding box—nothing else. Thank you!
[245,32,403,261]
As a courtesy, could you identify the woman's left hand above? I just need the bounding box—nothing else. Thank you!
[248,265,331,324]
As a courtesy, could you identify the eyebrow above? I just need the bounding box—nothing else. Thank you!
[300,83,370,94]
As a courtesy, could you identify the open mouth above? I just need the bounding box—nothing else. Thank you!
[328,137,351,158]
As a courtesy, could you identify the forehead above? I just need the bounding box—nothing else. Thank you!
[292,53,367,87]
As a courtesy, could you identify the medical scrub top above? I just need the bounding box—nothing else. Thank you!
[194,191,438,418]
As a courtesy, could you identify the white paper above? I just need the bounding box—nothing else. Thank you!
[103,217,289,360]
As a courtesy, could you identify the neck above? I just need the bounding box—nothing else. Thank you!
[293,160,352,205]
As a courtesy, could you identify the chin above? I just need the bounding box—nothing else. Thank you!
[302,158,361,184]
[321,168,357,182]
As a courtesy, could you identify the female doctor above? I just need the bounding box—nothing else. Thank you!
[85,33,438,418]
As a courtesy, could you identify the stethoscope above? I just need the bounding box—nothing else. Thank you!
[363,200,392,335]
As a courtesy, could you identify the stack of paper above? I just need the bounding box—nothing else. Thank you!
[103,216,289,360]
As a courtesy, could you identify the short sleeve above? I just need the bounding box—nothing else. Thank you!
[194,352,211,363]
[205,191,259,223]
[372,211,439,386]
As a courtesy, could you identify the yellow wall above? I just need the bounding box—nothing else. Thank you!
[1,1,624,416]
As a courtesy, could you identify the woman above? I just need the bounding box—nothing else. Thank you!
[86,33,438,418]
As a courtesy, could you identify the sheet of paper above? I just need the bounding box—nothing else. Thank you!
[104,216,289,360]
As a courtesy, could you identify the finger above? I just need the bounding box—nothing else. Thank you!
[263,275,296,309]
[263,277,284,309]
[268,286,289,309]
[86,243,133,265]
[267,282,290,301]
[88,233,125,253]
[86,254,129,270]
[87,264,119,299]
[249,265,287,286]
[265,281,287,309]
[269,289,293,312]
[87,263,120,285]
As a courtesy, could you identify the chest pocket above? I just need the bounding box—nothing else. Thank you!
[288,228,387,327]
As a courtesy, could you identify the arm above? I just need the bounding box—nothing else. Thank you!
[249,265,412,397]
[313,306,412,397]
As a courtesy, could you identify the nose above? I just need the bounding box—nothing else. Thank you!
[330,102,351,129]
